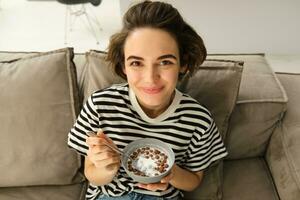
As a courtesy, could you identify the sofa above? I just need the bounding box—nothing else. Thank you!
[0,48,299,200]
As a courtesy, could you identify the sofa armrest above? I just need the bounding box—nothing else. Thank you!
[266,122,300,200]
[266,73,300,200]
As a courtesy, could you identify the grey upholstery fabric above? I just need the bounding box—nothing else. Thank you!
[213,55,288,159]
[183,163,223,200]
[80,50,124,102]
[177,59,244,139]
[0,48,84,187]
[0,182,87,200]
[266,73,300,200]
[2,50,296,200]
[223,158,279,200]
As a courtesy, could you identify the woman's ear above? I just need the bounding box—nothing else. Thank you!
[180,54,188,74]
[180,65,188,74]
[122,65,127,75]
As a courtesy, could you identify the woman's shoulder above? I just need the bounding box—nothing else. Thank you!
[177,92,215,133]
[178,92,212,117]
[91,83,129,98]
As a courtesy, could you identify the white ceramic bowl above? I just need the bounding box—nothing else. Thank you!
[121,138,175,184]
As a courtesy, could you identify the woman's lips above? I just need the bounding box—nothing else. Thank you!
[141,87,163,94]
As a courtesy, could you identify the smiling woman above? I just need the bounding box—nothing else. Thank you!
[67,1,228,200]
[123,28,183,118]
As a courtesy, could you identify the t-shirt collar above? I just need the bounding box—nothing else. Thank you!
[129,87,181,123]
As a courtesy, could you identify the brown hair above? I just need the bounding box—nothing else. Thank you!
[106,0,206,79]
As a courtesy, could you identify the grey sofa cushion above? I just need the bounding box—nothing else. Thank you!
[177,58,244,139]
[0,182,87,200]
[0,51,39,61]
[210,55,288,159]
[80,50,124,102]
[80,50,244,200]
[183,163,223,200]
[266,73,300,200]
[0,48,84,187]
[223,158,279,200]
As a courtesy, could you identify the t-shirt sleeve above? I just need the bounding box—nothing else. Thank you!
[183,119,228,172]
[67,95,100,156]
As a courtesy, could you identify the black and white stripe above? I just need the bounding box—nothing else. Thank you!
[67,83,227,199]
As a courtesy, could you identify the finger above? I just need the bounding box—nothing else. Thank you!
[88,147,119,160]
[161,172,174,183]
[90,145,112,154]
[97,131,107,139]
[97,132,118,148]
[86,136,102,146]
[106,163,120,171]
[97,129,103,136]
[137,183,146,188]
[137,183,168,191]
[105,136,116,146]
[94,155,120,165]
[137,183,151,190]
[94,155,120,168]
[88,151,119,167]
[87,137,110,147]
[151,183,169,191]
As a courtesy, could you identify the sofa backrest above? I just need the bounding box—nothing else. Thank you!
[208,55,288,159]
[1,49,289,200]
[72,52,289,160]
[1,50,288,161]
[1,49,288,181]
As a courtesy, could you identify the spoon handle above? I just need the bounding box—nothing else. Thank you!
[87,132,123,155]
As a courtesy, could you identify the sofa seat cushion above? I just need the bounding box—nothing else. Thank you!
[266,73,300,200]
[209,55,288,159]
[183,163,223,200]
[223,158,279,200]
[0,48,84,187]
[0,182,86,200]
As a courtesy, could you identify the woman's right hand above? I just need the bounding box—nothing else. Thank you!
[86,131,120,173]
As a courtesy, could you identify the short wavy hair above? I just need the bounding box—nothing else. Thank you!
[106,0,207,79]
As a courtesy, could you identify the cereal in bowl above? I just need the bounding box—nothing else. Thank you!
[127,147,169,177]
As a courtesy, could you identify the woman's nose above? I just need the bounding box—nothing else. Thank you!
[143,66,159,83]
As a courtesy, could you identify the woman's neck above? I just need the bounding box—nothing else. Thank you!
[137,92,175,118]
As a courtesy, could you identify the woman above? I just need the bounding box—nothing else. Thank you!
[68,1,227,200]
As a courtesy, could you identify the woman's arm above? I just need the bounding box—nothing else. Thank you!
[84,156,119,186]
[168,164,203,191]
[84,132,120,186]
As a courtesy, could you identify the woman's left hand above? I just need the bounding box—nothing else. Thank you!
[137,164,176,191]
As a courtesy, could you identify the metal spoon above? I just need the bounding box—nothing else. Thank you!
[86,132,132,161]
[86,132,123,154]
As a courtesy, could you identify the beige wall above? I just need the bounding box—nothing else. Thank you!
[164,0,300,54]
[0,0,299,54]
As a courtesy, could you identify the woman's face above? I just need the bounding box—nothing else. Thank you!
[123,28,185,117]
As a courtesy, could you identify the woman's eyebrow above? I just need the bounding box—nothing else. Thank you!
[126,55,144,61]
[157,54,177,60]
[126,54,177,61]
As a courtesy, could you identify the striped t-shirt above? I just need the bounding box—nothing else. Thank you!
[68,83,227,200]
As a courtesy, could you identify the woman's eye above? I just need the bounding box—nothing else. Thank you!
[130,61,141,66]
[160,60,173,65]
